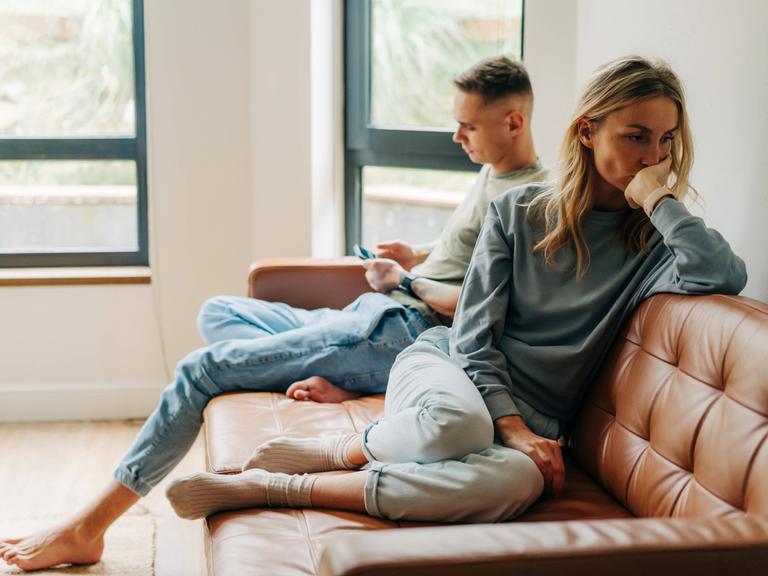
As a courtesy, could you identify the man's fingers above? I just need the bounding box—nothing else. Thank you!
[376,240,402,248]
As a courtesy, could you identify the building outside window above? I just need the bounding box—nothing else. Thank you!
[0,0,147,267]
[345,0,524,250]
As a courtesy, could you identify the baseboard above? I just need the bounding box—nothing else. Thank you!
[0,381,165,422]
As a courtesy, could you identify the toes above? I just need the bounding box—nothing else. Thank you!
[286,379,312,398]
[285,382,301,398]
[293,389,310,401]
[0,538,21,545]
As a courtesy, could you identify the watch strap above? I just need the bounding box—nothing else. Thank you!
[399,272,416,296]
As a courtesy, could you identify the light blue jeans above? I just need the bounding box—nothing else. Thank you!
[361,326,551,523]
[114,292,432,496]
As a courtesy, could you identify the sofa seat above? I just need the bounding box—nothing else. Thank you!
[203,392,633,575]
[198,260,768,575]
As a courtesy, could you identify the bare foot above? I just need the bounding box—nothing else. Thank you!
[286,376,361,403]
[1,523,104,571]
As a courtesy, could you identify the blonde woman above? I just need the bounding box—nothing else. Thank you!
[164,56,746,523]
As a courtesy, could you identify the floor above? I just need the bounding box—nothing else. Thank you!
[0,420,206,576]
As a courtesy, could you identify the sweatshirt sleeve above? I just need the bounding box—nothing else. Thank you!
[644,198,747,296]
[450,201,520,420]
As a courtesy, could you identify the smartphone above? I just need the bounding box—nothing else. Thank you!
[353,244,377,260]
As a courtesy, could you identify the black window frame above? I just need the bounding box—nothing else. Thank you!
[0,0,148,268]
[343,0,524,254]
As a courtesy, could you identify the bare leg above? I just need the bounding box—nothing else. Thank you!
[286,376,362,403]
[311,472,367,513]
[1,480,138,571]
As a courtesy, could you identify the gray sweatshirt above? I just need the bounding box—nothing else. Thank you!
[450,184,747,422]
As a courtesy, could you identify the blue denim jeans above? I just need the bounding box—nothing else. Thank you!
[114,292,432,496]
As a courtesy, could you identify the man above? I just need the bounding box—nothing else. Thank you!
[0,56,547,571]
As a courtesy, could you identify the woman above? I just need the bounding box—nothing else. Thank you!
[165,56,747,523]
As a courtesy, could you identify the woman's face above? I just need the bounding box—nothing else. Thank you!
[580,97,679,197]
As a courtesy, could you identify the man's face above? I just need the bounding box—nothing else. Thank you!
[452,91,518,166]
[584,96,679,195]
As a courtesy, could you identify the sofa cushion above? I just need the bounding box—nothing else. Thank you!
[203,392,632,523]
[204,393,386,473]
[571,294,768,518]
[204,392,632,576]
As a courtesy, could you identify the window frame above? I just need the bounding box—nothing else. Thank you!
[0,0,149,268]
[343,0,524,253]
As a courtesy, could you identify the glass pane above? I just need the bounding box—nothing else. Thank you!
[371,0,523,129]
[0,160,138,252]
[0,0,136,137]
[362,166,478,247]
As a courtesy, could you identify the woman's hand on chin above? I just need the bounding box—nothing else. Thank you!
[495,415,565,497]
[625,156,672,209]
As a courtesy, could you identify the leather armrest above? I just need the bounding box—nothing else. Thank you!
[318,515,768,576]
[247,257,369,310]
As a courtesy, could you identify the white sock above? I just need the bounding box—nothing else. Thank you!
[242,433,360,474]
[165,468,315,520]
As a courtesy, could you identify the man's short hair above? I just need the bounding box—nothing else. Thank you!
[453,56,532,103]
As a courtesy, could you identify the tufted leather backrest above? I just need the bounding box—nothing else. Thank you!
[571,294,768,518]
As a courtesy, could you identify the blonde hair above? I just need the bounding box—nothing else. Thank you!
[530,56,695,278]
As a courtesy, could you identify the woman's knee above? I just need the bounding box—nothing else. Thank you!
[416,403,494,461]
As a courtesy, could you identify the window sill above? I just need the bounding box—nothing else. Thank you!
[0,267,151,287]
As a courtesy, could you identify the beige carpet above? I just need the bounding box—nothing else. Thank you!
[0,513,154,575]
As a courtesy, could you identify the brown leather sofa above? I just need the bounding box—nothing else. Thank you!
[201,258,768,575]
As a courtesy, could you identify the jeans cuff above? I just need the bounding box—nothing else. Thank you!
[363,461,385,518]
[113,466,152,497]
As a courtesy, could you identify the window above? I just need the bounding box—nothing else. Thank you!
[345,0,524,252]
[0,0,147,267]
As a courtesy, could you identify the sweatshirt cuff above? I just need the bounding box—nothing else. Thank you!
[483,389,522,421]
[649,197,691,235]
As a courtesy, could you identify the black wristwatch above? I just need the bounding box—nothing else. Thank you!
[398,272,417,296]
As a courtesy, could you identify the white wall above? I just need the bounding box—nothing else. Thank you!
[1,0,766,421]
[524,0,578,169]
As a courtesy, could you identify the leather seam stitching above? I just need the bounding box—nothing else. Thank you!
[719,311,748,393]
[296,509,320,574]
[341,397,362,433]
[668,474,693,517]
[688,394,722,481]
[739,430,768,511]
[270,392,284,434]
[617,420,649,508]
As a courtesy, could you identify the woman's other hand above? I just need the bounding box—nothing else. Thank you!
[495,415,565,497]
[363,258,405,293]
[624,156,672,209]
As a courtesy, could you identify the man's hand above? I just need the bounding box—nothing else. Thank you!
[376,240,426,271]
[362,258,405,293]
[495,415,565,497]
[625,156,672,209]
